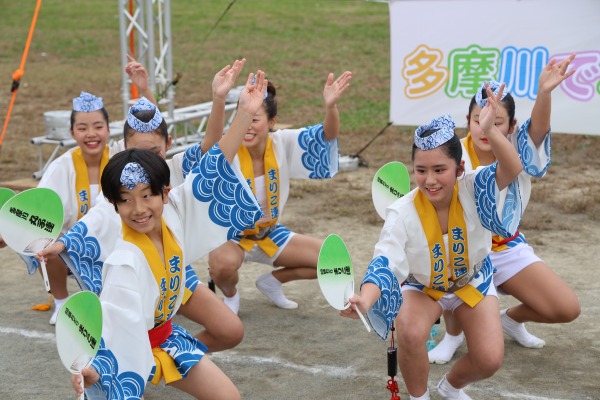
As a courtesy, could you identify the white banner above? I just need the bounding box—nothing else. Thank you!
[389,0,600,135]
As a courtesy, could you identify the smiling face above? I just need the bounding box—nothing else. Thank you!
[467,102,516,154]
[115,183,168,238]
[71,110,110,157]
[413,147,463,209]
[243,106,275,150]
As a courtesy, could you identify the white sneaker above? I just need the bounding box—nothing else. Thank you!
[223,291,240,315]
[49,307,59,326]
[500,309,545,348]
[428,332,464,364]
[255,272,298,309]
[437,374,472,400]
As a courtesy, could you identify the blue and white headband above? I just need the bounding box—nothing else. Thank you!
[120,162,151,190]
[475,81,509,109]
[73,91,104,112]
[414,114,456,150]
[127,97,163,133]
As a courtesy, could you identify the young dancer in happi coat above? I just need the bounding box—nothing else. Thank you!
[208,71,352,314]
[429,55,580,365]
[341,83,523,399]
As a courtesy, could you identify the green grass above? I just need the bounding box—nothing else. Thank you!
[0,0,393,166]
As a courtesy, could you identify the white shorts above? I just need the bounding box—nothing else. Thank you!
[242,232,295,266]
[490,243,543,290]
[401,284,498,313]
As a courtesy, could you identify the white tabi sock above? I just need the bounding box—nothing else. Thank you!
[500,309,545,348]
[223,291,240,315]
[49,297,67,326]
[428,331,465,364]
[410,388,430,400]
[255,272,298,309]
[437,374,473,400]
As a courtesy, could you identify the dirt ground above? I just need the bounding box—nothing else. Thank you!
[0,151,599,399]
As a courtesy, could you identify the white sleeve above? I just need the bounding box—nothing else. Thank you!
[168,143,262,264]
[85,251,154,400]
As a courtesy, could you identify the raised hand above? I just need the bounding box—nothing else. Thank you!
[538,53,576,95]
[238,70,267,117]
[212,59,246,101]
[479,82,505,136]
[323,71,352,108]
[125,54,150,92]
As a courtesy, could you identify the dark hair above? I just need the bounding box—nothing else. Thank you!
[264,81,278,121]
[412,129,462,166]
[101,148,170,210]
[70,108,110,131]
[123,109,169,144]
[468,87,516,126]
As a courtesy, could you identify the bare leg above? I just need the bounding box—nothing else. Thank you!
[499,261,580,324]
[208,241,245,298]
[168,356,240,400]
[177,284,244,352]
[498,261,580,348]
[444,296,503,389]
[396,290,442,397]
[46,255,69,299]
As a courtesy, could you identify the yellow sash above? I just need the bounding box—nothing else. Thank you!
[414,183,483,307]
[122,218,183,325]
[122,218,185,384]
[72,147,109,220]
[463,132,481,169]
[237,138,280,257]
[464,132,507,251]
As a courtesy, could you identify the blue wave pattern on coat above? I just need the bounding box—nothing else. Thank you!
[298,124,333,178]
[362,256,402,340]
[191,144,261,240]
[474,256,495,294]
[184,264,199,293]
[516,119,551,178]
[86,339,146,400]
[181,142,203,179]
[58,221,103,294]
[473,163,521,238]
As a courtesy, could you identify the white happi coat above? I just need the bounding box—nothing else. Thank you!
[232,123,339,217]
[461,118,551,251]
[58,142,209,294]
[38,147,98,234]
[84,144,261,399]
[363,163,522,339]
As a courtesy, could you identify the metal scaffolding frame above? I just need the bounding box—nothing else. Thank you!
[30,0,240,179]
[117,0,175,119]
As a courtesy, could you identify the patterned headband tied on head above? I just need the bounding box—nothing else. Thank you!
[73,91,104,112]
[475,80,508,109]
[127,97,163,133]
[120,162,151,190]
[251,75,269,99]
[414,114,456,150]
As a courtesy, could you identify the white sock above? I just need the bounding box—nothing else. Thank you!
[54,297,67,308]
[49,297,67,325]
[255,272,298,309]
[223,291,240,315]
[500,309,545,348]
[428,332,464,364]
[410,388,430,399]
[437,374,472,400]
